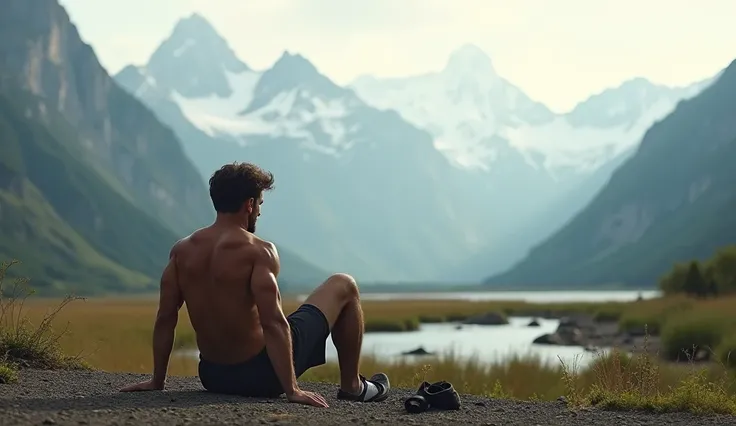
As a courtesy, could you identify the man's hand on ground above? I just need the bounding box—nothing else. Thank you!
[119,379,165,392]
[286,389,329,407]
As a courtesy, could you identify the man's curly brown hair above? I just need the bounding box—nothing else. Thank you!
[208,162,275,213]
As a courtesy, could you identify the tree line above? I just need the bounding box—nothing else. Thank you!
[659,245,736,297]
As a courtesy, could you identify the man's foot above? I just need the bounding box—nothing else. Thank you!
[336,373,390,402]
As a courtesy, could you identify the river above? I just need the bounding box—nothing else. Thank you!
[182,290,658,368]
[297,289,661,303]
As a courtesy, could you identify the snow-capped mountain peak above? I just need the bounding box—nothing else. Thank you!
[143,13,249,98]
[351,45,710,173]
[241,51,352,115]
[350,45,554,170]
[123,26,363,157]
[114,15,724,287]
[565,77,708,128]
[271,51,320,78]
[154,12,244,69]
[443,43,498,77]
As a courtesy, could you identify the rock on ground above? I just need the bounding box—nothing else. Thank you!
[0,369,734,425]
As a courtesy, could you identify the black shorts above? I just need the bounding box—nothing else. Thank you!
[197,303,331,397]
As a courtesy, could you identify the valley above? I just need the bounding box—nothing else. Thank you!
[0,1,732,295]
[112,13,718,287]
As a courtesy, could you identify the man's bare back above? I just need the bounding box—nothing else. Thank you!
[175,223,273,365]
[120,162,388,407]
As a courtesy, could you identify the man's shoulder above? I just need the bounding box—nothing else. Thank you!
[169,237,187,258]
[217,231,278,262]
[169,229,202,256]
[247,233,277,252]
[252,237,279,261]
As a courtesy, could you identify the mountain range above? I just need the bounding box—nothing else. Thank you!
[115,14,484,282]
[351,46,715,282]
[114,13,716,284]
[1,2,731,294]
[0,0,325,295]
[486,59,736,288]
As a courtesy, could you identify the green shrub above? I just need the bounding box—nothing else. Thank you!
[660,315,727,361]
[716,334,736,369]
[619,313,663,336]
[364,318,420,333]
[593,308,623,323]
[0,360,18,384]
[418,315,446,324]
[446,313,469,322]
[659,262,691,295]
[0,260,90,371]
[403,317,420,331]
[588,368,736,415]
[705,245,736,295]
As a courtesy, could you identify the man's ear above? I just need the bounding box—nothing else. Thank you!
[245,198,254,214]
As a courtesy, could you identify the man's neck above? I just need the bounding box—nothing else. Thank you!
[214,213,249,231]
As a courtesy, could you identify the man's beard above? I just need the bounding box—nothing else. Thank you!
[247,215,257,233]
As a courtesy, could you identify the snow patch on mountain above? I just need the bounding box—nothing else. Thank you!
[167,69,259,136]
[172,38,196,58]
[505,96,681,174]
[351,63,554,171]
[157,66,360,157]
[133,73,158,98]
[351,46,705,175]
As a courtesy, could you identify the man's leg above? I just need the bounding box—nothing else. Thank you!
[302,273,365,394]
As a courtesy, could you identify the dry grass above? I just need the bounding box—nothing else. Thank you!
[6,265,736,414]
[303,350,568,400]
[10,295,736,394]
[4,295,618,375]
[577,335,736,414]
[0,260,89,373]
[10,293,736,374]
[15,297,196,375]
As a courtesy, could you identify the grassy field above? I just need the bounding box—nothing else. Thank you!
[0,295,669,375]
[1,295,736,409]
[4,261,736,414]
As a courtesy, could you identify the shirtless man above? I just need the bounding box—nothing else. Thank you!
[120,162,390,406]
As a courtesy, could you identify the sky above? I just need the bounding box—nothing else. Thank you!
[59,0,735,113]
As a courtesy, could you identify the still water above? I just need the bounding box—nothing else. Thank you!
[184,291,652,368]
[296,289,661,303]
[324,316,600,368]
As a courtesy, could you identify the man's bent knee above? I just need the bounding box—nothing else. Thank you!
[326,273,359,299]
[303,273,359,326]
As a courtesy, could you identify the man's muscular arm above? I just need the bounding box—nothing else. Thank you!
[151,243,184,388]
[251,242,298,395]
[251,242,328,407]
[120,243,183,392]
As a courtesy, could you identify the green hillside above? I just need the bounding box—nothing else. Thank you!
[0,87,326,295]
[0,91,162,295]
[486,59,736,289]
[0,0,328,294]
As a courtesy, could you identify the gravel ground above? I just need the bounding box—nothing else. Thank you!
[1,370,736,425]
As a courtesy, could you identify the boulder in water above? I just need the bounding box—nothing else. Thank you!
[532,333,559,345]
[402,346,434,356]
